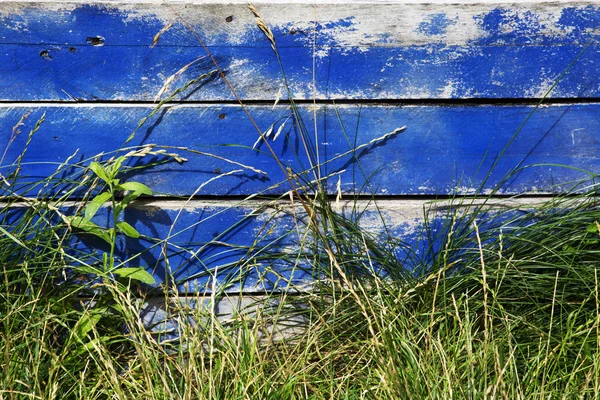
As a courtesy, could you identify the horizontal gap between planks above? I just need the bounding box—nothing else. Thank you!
[0,193,568,206]
[130,196,587,211]
[3,42,599,48]
[116,193,567,202]
[1,98,600,107]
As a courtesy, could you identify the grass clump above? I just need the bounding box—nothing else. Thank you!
[297,192,600,398]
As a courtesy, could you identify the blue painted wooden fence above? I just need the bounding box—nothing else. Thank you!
[1,0,599,293]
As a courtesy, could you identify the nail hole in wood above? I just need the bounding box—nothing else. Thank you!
[40,50,52,60]
[225,15,233,22]
[218,113,226,120]
[86,36,105,46]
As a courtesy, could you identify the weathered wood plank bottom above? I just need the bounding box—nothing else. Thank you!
[3,197,556,293]
[140,294,307,345]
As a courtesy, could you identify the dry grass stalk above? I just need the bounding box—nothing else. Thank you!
[248,4,276,49]
[155,57,206,102]
[151,21,174,48]
[1,111,31,166]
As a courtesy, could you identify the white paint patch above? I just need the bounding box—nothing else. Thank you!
[570,128,585,145]
[1,1,596,47]
[525,75,557,98]
[439,79,458,98]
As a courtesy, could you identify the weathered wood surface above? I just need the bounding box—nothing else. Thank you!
[0,1,598,100]
[2,103,599,196]
[1,0,600,300]
[140,295,306,345]
[4,197,548,293]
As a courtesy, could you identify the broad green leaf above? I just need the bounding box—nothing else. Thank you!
[74,307,107,341]
[113,267,155,284]
[89,162,110,183]
[65,216,111,244]
[119,192,142,210]
[116,221,140,238]
[120,193,141,209]
[66,216,95,230]
[117,182,153,210]
[84,192,112,220]
[111,302,124,314]
[74,337,105,357]
[73,265,104,276]
[586,222,598,233]
[118,181,152,195]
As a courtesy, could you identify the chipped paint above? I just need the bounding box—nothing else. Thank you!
[0,2,598,100]
[2,1,600,295]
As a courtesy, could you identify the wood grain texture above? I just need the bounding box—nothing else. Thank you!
[2,103,599,196]
[3,197,545,293]
[0,2,598,100]
[140,295,306,345]
[2,0,599,300]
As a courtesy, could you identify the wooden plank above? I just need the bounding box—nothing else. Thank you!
[3,197,547,293]
[79,293,306,344]
[2,198,423,292]
[0,2,598,100]
[2,103,600,196]
[140,295,307,345]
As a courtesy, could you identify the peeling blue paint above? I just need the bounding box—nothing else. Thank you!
[558,6,600,42]
[2,104,600,198]
[2,2,600,295]
[472,6,600,45]
[0,4,598,100]
[416,14,456,37]
[474,8,545,44]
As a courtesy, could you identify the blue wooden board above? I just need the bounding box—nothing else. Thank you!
[2,199,443,293]
[0,2,598,100]
[2,104,600,197]
[4,196,541,293]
